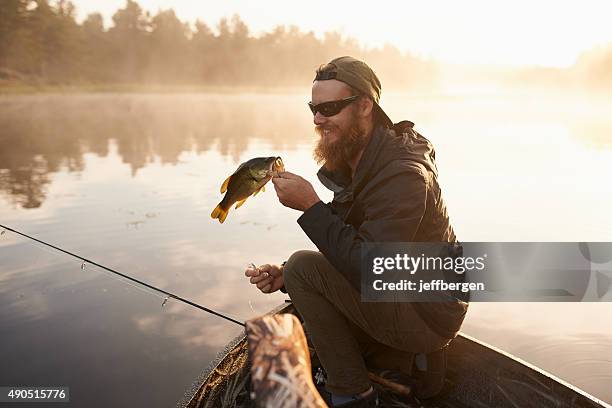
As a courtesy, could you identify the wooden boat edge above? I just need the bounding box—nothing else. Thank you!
[454,331,611,408]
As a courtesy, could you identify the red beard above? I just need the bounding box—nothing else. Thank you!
[313,119,369,172]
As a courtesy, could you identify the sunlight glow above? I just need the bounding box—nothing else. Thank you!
[73,0,612,67]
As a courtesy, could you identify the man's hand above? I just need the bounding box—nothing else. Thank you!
[271,171,321,211]
[245,263,284,294]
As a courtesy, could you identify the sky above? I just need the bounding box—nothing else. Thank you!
[72,0,612,68]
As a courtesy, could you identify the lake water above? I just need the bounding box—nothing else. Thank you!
[1,91,611,406]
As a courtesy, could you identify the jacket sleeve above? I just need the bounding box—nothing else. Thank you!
[297,170,427,289]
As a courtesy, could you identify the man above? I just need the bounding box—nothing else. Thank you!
[245,56,467,407]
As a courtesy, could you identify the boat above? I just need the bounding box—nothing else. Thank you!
[179,301,610,408]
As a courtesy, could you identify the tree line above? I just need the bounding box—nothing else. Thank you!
[0,0,437,89]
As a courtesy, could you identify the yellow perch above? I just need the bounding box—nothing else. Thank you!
[211,156,285,223]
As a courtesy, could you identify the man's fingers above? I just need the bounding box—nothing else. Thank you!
[250,273,270,284]
[272,171,290,179]
[261,284,272,293]
[258,264,272,272]
[271,177,285,188]
[277,171,300,180]
[245,268,260,277]
[256,277,273,290]
[272,174,299,186]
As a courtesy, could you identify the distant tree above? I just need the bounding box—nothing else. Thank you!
[191,20,215,81]
[49,0,81,82]
[217,17,230,38]
[107,0,150,82]
[231,14,249,41]
[227,14,252,84]
[0,0,28,69]
[148,9,190,82]
[19,0,54,78]
[81,13,109,82]
[0,0,444,89]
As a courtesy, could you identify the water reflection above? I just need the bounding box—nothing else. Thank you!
[0,93,312,208]
[0,236,243,407]
[1,92,611,210]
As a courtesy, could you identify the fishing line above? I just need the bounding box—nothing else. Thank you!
[2,230,164,302]
[1,229,166,302]
[0,224,245,327]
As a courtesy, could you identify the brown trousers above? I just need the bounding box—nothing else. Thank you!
[283,250,452,395]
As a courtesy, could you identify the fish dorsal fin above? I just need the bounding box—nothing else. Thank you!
[235,161,250,172]
[220,175,231,194]
[235,197,248,209]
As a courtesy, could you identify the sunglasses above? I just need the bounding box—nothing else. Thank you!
[308,95,359,117]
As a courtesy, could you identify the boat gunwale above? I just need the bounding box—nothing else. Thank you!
[455,332,611,408]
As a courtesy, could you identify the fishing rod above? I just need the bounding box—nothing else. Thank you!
[0,224,245,327]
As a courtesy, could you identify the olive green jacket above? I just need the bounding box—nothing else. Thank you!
[297,121,467,339]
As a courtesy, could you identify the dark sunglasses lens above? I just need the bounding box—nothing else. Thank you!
[308,103,316,115]
[309,96,356,117]
[318,102,340,117]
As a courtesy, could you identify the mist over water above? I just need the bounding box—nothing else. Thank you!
[1,91,611,406]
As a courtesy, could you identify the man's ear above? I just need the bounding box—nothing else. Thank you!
[357,96,374,118]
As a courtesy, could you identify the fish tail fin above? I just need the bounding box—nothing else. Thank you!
[211,203,229,223]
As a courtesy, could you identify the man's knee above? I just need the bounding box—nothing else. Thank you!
[283,250,321,293]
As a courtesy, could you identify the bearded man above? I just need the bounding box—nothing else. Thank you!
[245,56,468,407]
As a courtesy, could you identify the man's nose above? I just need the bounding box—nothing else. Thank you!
[313,111,326,125]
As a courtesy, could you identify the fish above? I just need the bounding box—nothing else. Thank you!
[211,156,285,223]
